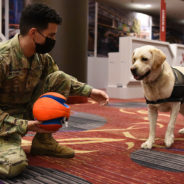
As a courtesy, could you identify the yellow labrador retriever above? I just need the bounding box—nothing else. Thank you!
[130,45,184,149]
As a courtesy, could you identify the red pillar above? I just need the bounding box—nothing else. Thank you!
[160,0,166,41]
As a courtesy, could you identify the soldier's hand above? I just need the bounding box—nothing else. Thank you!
[90,88,109,105]
[27,120,56,133]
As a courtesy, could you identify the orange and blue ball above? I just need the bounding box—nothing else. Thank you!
[33,92,70,131]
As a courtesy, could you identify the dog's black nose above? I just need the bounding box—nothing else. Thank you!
[130,68,137,75]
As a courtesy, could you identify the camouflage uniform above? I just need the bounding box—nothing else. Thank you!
[0,34,92,178]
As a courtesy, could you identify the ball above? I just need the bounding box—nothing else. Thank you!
[33,92,70,131]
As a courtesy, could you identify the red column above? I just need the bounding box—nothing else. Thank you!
[160,0,166,41]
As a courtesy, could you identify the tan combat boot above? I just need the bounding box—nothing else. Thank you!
[30,133,75,158]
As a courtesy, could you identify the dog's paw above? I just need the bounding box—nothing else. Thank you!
[179,128,184,134]
[164,134,174,148]
[141,141,153,149]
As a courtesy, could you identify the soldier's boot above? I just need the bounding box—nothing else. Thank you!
[30,133,75,158]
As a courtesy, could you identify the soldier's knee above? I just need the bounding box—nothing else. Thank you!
[48,71,71,83]
[0,160,28,179]
[0,146,28,179]
[44,71,72,97]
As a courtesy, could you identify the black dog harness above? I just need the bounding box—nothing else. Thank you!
[146,67,184,104]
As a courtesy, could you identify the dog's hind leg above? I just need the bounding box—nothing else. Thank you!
[165,102,180,147]
[179,128,184,134]
[178,104,184,134]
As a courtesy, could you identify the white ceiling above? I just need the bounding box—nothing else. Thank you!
[97,0,184,25]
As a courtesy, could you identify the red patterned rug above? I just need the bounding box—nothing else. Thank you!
[22,98,184,184]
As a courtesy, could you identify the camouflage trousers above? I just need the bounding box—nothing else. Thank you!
[0,135,27,179]
[0,71,71,179]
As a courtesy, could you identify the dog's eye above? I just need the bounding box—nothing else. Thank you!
[142,57,148,61]
[132,58,136,63]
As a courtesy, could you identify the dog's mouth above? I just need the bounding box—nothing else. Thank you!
[133,70,151,80]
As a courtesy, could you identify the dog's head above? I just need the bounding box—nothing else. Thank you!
[130,45,166,81]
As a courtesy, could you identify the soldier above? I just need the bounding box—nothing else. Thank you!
[0,3,109,178]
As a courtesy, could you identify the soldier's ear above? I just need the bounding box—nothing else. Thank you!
[29,28,37,37]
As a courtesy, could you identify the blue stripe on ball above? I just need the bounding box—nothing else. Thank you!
[42,117,64,125]
[40,94,69,108]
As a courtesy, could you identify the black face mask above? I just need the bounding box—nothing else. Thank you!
[35,31,56,54]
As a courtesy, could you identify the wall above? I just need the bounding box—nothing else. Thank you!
[87,56,108,89]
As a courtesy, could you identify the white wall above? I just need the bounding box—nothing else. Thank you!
[87,56,108,89]
[170,44,184,66]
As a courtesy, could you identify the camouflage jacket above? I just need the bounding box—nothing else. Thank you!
[0,34,92,137]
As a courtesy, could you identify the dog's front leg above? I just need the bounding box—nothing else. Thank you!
[141,105,158,149]
[165,102,180,147]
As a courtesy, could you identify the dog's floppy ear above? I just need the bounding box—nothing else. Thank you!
[151,48,166,70]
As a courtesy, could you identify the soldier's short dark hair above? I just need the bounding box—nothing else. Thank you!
[19,3,62,35]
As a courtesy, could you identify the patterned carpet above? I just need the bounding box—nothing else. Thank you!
[2,98,184,184]
[1,166,91,184]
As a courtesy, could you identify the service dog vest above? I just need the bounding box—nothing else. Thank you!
[146,67,184,104]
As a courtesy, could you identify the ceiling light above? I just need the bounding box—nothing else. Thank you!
[130,4,152,10]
